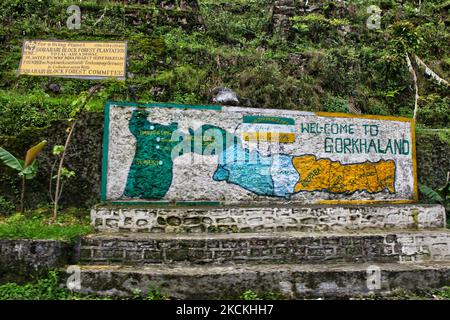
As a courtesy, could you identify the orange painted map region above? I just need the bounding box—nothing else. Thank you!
[292,156,395,194]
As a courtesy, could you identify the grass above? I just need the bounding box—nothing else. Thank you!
[239,290,286,300]
[0,207,93,241]
[0,271,78,300]
[0,271,170,300]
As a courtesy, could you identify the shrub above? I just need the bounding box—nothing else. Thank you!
[0,91,74,136]
[0,196,15,215]
[323,96,349,113]
[0,271,67,300]
[417,96,450,128]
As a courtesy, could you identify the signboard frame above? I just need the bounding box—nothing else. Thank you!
[100,101,419,205]
[18,39,128,80]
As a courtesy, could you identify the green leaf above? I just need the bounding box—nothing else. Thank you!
[52,145,65,156]
[22,161,38,180]
[60,167,75,179]
[0,147,23,172]
[419,184,444,204]
[436,172,450,196]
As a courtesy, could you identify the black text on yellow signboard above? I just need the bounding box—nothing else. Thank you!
[18,40,127,80]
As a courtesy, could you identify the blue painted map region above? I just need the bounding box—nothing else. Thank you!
[212,145,300,198]
[271,154,300,197]
[213,143,276,197]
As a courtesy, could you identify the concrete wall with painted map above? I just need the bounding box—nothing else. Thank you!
[102,101,418,205]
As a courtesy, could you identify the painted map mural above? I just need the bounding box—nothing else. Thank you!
[103,102,417,205]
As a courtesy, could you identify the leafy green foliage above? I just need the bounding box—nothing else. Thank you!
[59,168,76,180]
[0,148,23,172]
[0,141,46,211]
[419,173,450,225]
[0,270,173,300]
[0,0,448,128]
[146,288,170,300]
[52,145,65,156]
[388,21,422,54]
[21,161,38,180]
[0,271,68,300]
[239,290,285,300]
[0,209,92,240]
[240,290,260,300]
[0,270,115,300]
[0,91,103,136]
[323,96,349,113]
[0,196,15,215]
[434,286,450,300]
[292,14,350,42]
[417,95,450,128]
[419,184,444,204]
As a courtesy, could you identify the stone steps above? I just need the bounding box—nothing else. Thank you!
[91,204,446,233]
[68,261,450,299]
[77,230,450,266]
[82,204,448,298]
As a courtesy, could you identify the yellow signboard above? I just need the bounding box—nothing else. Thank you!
[18,40,127,80]
[242,132,296,143]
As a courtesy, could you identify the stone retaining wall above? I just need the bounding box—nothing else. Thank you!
[91,204,446,233]
[0,240,73,284]
[78,231,450,265]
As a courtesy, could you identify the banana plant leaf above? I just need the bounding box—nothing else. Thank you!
[22,160,38,180]
[437,173,450,198]
[24,140,47,167]
[0,147,23,172]
[419,184,444,204]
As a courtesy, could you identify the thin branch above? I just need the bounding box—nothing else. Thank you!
[49,158,58,203]
[53,121,76,219]
[58,181,65,201]
[93,7,107,27]
[20,176,25,213]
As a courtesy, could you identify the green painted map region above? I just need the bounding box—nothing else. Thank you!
[124,109,233,199]
[124,109,179,199]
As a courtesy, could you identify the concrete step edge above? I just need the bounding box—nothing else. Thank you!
[76,261,450,274]
[83,229,450,241]
[68,261,450,299]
